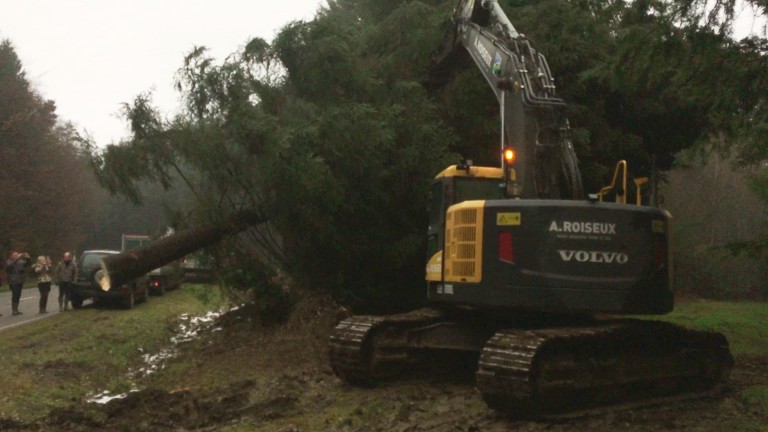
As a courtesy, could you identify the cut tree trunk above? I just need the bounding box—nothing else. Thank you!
[99,209,264,291]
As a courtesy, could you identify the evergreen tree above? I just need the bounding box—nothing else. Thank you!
[86,0,767,310]
[0,40,102,256]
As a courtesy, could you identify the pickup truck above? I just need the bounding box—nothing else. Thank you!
[70,250,150,309]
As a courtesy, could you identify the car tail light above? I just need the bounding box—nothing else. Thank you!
[498,231,515,264]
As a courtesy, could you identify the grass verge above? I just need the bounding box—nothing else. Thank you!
[741,385,768,414]
[0,283,224,422]
[660,300,768,356]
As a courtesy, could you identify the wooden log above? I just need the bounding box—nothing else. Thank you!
[99,209,264,291]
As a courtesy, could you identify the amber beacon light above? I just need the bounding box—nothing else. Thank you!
[503,148,516,164]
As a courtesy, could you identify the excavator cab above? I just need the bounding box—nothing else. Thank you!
[426,161,674,315]
[426,163,504,265]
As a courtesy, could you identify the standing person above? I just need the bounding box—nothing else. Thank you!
[6,251,30,316]
[32,255,53,314]
[54,252,78,311]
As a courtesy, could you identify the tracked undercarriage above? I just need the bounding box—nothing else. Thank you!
[329,308,733,419]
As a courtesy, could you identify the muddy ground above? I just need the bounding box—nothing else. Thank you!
[6,295,768,431]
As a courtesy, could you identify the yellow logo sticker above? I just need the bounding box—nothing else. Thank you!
[497,212,521,226]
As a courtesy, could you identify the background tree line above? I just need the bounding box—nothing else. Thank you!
[0,40,187,265]
[0,40,100,258]
[5,1,766,314]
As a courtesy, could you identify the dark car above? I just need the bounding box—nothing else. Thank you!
[148,259,183,296]
[71,250,150,309]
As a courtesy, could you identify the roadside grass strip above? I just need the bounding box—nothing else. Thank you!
[0,284,223,422]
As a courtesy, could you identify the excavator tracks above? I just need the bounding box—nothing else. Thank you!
[329,308,443,386]
[476,320,733,418]
[331,314,732,418]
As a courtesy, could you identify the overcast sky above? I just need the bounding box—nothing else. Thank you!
[0,0,325,147]
[1,1,764,148]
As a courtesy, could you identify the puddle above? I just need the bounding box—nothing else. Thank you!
[87,388,139,404]
[87,306,238,404]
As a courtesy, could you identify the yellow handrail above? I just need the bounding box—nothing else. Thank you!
[634,177,649,206]
[598,160,628,204]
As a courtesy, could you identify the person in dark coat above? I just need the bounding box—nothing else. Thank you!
[6,251,30,316]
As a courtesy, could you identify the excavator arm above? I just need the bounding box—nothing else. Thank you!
[434,0,583,199]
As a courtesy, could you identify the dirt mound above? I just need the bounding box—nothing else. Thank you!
[0,418,29,432]
[31,293,341,431]
[43,380,302,432]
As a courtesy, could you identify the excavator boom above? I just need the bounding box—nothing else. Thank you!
[433,0,583,199]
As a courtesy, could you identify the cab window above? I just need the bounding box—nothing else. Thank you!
[455,178,502,202]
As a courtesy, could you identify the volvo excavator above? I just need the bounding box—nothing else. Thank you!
[328,0,733,418]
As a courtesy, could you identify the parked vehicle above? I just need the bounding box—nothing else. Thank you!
[71,250,149,309]
[122,234,151,251]
[148,259,184,295]
[182,254,214,283]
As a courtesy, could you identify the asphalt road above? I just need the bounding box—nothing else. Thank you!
[0,286,62,332]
